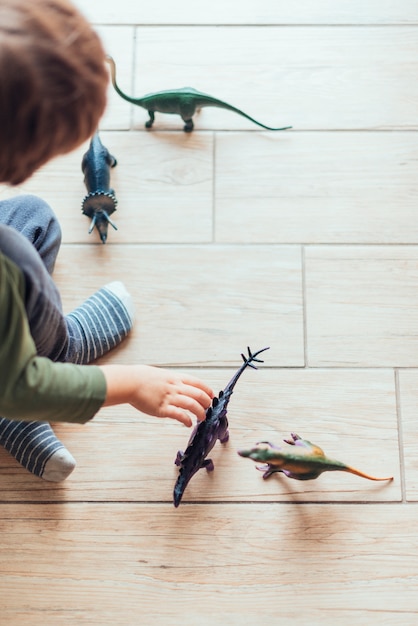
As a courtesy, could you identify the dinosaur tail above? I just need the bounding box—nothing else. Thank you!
[198,96,292,131]
[318,458,393,482]
[173,473,188,508]
[106,55,146,107]
[344,466,393,481]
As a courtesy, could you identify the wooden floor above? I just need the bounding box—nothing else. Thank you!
[1,1,418,624]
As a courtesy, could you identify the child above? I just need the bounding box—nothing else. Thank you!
[0,0,214,482]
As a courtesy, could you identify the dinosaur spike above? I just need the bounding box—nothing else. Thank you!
[103,210,118,231]
[88,214,97,234]
[241,352,257,368]
[251,346,270,360]
[241,346,269,368]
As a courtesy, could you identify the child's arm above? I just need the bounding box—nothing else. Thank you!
[1,253,213,426]
[99,364,214,427]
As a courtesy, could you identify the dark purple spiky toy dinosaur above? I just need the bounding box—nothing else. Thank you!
[173,346,269,507]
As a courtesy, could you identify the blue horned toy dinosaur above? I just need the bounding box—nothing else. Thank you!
[173,346,269,507]
[107,56,291,133]
[81,131,118,244]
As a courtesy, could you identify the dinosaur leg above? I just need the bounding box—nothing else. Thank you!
[218,417,229,444]
[256,464,277,479]
[219,431,229,444]
[182,118,194,132]
[175,451,184,466]
[145,111,155,129]
[203,459,214,472]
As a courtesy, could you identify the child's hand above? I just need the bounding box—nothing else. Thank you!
[99,364,214,427]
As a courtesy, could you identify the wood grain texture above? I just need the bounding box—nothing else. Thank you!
[397,369,418,501]
[1,1,418,623]
[306,247,418,367]
[120,26,418,131]
[1,503,417,625]
[52,244,304,367]
[97,26,134,129]
[0,369,400,503]
[5,131,417,246]
[215,132,418,244]
[10,131,213,244]
[73,0,418,25]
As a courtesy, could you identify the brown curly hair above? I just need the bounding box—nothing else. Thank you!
[0,0,108,184]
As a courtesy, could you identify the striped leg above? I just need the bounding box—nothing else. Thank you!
[0,419,76,482]
[0,196,76,481]
[65,281,134,364]
[0,280,133,480]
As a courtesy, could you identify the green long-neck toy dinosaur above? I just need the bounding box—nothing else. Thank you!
[238,433,393,482]
[107,56,292,133]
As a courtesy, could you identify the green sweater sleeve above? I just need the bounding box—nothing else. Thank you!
[0,252,107,423]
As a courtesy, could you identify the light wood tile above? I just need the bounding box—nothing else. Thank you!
[114,26,418,131]
[74,0,418,25]
[1,1,418,623]
[0,369,399,503]
[306,246,418,367]
[8,131,213,244]
[398,369,418,501]
[52,244,304,366]
[1,503,417,625]
[215,131,418,243]
[97,26,135,129]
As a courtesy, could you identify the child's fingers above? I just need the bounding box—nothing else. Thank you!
[180,383,213,410]
[165,406,193,427]
[173,392,209,422]
[179,375,214,400]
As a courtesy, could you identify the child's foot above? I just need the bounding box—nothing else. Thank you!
[65,281,134,364]
[0,419,76,481]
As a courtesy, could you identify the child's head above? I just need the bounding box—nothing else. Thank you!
[0,0,108,185]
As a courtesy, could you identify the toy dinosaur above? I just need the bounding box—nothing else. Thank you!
[81,131,118,244]
[173,346,269,507]
[107,56,292,133]
[238,433,393,482]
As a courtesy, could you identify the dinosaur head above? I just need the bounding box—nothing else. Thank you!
[237,442,276,463]
[82,192,118,243]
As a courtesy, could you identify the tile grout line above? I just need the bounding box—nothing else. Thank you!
[301,245,308,368]
[94,23,418,29]
[394,368,407,503]
[212,131,216,243]
[130,27,137,130]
